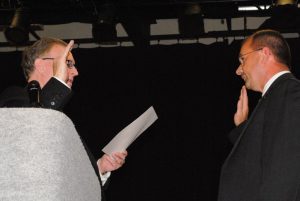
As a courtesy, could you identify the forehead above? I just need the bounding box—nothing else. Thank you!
[240,38,253,53]
[47,44,74,60]
[47,44,65,55]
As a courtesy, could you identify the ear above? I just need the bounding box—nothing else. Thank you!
[260,46,273,64]
[261,46,272,57]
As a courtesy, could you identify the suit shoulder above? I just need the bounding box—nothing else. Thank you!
[0,86,28,107]
[0,86,27,99]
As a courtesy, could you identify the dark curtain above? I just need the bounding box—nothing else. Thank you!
[1,38,300,201]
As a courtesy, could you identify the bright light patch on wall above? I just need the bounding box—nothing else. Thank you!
[238,5,271,11]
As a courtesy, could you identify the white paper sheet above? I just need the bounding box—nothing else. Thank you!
[102,106,158,155]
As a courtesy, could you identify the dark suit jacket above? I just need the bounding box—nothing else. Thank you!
[0,78,72,110]
[0,77,108,200]
[218,73,300,201]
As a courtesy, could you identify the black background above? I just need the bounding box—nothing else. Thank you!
[1,38,300,201]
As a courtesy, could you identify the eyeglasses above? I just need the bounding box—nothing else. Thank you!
[238,48,263,65]
[41,57,76,69]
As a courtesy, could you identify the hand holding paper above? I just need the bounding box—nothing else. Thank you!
[97,151,128,175]
[102,106,158,155]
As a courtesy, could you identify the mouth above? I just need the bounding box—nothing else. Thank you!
[67,79,73,87]
[241,74,247,81]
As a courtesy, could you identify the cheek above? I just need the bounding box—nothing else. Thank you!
[243,60,256,76]
[242,65,250,75]
[45,67,54,76]
[67,69,73,77]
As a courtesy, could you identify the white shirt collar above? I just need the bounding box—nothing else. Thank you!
[262,71,290,96]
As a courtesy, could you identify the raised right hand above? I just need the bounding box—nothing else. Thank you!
[53,40,74,83]
[234,85,249,126]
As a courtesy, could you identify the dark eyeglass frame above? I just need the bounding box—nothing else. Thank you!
[238,47,263,65]
[41,57,76,69]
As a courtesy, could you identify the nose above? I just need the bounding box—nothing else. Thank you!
[69,67,79,77]
[236,65,242,76]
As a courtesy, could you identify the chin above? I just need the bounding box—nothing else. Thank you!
[245,82,251,90]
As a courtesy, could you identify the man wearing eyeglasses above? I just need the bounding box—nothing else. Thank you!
[218,29,300,201]
[0,37,127,201]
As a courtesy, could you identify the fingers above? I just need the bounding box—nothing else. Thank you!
[241,85,248,109]
[234,85,249,126]
[237,86,248,110]
[236,86,244,113]
[53,40,74,82]
[114,151,128,158]
[63,40,74,58]
[107,151,127,166]
[98,151,128,173]
[111,152,126,165]
[236,93,242,112]
[98,155,116,174]
[240,85,249,115]
[104,155,118,167]
[103,152,126,166]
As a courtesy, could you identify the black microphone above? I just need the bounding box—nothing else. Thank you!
[27,80,41,107]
